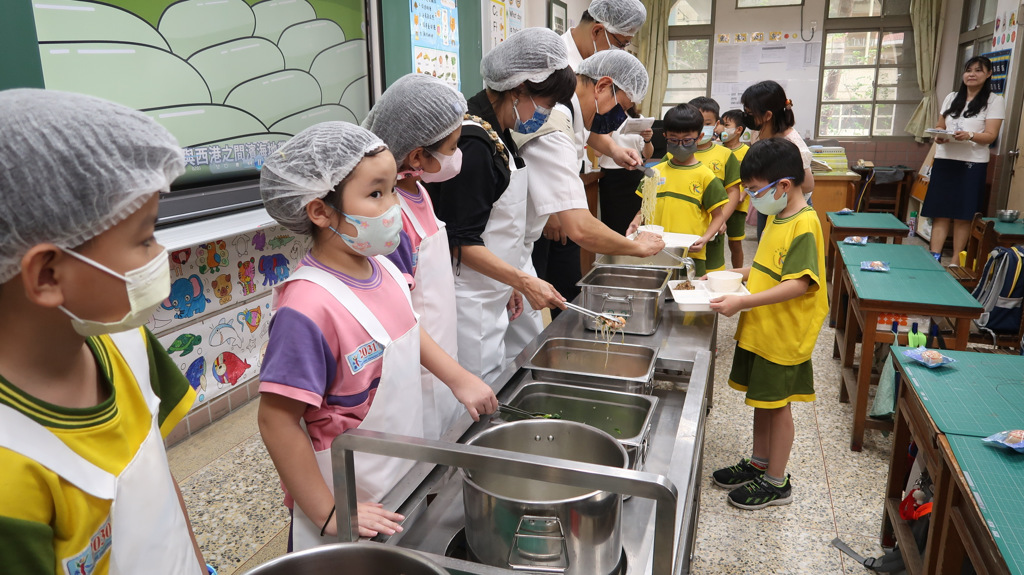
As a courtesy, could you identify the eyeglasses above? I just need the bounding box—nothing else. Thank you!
[605,30,632,50]
[665,137,698,146]
[743,177,794,198]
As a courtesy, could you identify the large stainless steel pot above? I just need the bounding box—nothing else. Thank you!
[243,541,447,574]
[463,420,628,575]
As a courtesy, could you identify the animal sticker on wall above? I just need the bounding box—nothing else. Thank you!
[211,273,233,304]
[167,333,202,356]
[259,253,290,286]
[170,248,192,277]
[197,240,229,274]
[213,352,251,387]
[209,319,244,349]
[238,257,257,296]
[252,230,268,251]
[268,234,295,249]
[186,356,208,401]
[237,306,262,333]
[233,234,250,257]
[161,274,210,319]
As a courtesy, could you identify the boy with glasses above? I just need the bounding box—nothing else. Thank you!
[626,104,727,276]
[707,137,829,510]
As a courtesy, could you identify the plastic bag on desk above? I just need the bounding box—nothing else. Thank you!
[869,353,898,422]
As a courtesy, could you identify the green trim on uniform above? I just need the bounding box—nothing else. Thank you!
[780,231,821,285]
[657,191,703,208]
[726,209,747,240]
[729,345,816,408]
[705,234,726,271]
[665,160,704,170]
[142,327,193,429]
[751,261,781,282]
[723,152,741,189]
[0,515,55,574]
[702,178,728,212]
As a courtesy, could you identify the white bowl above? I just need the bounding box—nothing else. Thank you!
[637,224,664,236]
[707,270,743,293]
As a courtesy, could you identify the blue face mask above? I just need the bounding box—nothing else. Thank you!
[590,86,628,134]
[513,96,552,134]
[745,178,793,216]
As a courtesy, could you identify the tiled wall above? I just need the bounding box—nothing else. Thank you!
[840,140,933,171]
[155,223,310,447]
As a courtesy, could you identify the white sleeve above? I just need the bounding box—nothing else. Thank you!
[985,94,1006,120]
[940,92,956,116]
[519,131,589,218]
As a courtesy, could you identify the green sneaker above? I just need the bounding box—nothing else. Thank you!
[711,458,764,489]
[727,474,793,510]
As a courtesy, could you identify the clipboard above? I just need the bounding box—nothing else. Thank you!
[620,117,655,135]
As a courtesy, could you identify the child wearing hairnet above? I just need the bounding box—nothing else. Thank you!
[257,122,497,551]
[363,73,471,440]
[0,89,206,574]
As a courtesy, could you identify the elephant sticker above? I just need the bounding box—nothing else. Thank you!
[259,253,290,286]
[197,240,229,274]
[161,274,210,319]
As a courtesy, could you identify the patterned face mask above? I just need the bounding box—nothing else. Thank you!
[329,202,403,257]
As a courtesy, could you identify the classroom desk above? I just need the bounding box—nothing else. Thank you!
[826,212,909,289]
[834,270,983,451]
[883,349,1024,574]
[983,217,1024,246]
[829,242,944,328]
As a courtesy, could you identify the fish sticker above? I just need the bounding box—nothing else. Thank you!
[209,320,244,349]
[213,352,251,386]
[237,307,262,333]
[185,356,208,400]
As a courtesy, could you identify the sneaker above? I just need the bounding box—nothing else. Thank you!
[711,458,764,489]
[727,474,793,510]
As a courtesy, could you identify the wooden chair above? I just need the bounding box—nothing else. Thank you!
[947,213,996,290]
[856,168,913,219]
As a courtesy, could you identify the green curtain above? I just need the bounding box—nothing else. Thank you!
[904,0,946,141]
[635,0,673,117]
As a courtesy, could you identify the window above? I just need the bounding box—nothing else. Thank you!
[663,0,713,116]
[955,0,995,93]
[737,0,802,7]
[817,0,919,137]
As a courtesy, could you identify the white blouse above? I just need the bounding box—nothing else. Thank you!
[936,92,1005,164]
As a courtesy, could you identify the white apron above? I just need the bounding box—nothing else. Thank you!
[454,120,529,383]
[285,257,423,552]
[0,329,202,575]
[399,191,463,440]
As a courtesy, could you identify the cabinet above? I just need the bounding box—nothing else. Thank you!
[812,172,861,240]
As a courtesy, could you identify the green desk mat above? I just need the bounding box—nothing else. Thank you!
[828,212,909,231]
[946,433,1024,574]
[892,347,1024,437]
[984,217,1024,239]
[848,269,981,309]
[839,243,944,272]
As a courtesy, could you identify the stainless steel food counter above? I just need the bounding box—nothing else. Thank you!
[330,300,717,575]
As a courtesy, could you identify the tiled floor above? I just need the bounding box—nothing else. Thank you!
[169,231,903,574]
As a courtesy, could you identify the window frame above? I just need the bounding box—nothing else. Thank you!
[815,8,919,140]
[953,0,996,95]
[735,0,803,8]
[662,1,714,115]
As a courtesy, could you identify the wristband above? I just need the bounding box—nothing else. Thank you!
[320,505,336,536]
[643,139,652,143]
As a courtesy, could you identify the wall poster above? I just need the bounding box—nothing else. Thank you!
[412,0,461,89]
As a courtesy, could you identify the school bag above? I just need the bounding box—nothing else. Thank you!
[971,245,1024,338]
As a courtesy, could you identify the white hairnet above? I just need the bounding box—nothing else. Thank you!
[577,50,650,104]
[0,89,184,285]
[260,122,387,235]
[362,73,467,167]
[481,27,569,92]
[589,0,647,36]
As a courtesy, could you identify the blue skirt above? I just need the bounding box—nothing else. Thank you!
[921,158,987,221]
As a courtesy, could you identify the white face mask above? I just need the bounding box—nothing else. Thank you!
[330,202,403,257]
[698,125,715,145]
[719,129,734,142]
[58,248,171,337]
[420,147,463,183]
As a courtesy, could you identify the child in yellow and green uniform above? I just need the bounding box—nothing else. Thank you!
[708,137,829,511]
[717,109,751,269]
[627,103,728,276]
[0,90,205,574]
[689,97,740,273]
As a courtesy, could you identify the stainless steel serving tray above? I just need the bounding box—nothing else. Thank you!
[577,266,670,336]
[525,338,658,395]
[594,251,688,280]
[506,382,659,471]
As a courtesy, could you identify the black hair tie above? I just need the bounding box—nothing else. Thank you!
[320,505,336,537]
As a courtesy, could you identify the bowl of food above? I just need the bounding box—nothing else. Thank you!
[996,209,1020,223]
[707,270,743,293]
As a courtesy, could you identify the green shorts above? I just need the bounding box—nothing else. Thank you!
[728,345,816,408]
[690,258,707,277]
[726,209,748,241]
[705,234,726,272]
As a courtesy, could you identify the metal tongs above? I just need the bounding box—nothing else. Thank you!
[562,302,627,328]
[660,245,696,282]
[498,403,561,419]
